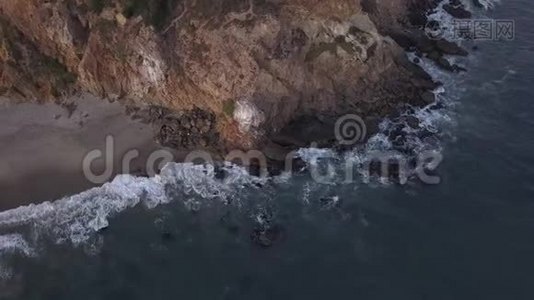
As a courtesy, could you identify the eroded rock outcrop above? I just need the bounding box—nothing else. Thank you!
[0,0,439,152]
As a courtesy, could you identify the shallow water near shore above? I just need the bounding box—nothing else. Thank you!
[2,0,534,298]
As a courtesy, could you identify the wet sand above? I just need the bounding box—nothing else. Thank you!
[0,95,169,211]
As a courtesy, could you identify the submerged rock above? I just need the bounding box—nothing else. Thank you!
[435,39,469,56]
[443,3,472,19]
[161,231,174,242]
[320,196,342,209]
[250,208,286,248]
[250,225,285,248]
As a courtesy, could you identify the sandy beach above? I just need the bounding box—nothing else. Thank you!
[0,95,169,211]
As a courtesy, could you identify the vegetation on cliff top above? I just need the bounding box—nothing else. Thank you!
[90,0,181,31]
[124,0,181,30]
[89,0,107,13]
[40,58,77,90]
[223,100,236,118]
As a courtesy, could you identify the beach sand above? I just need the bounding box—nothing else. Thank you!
[0,95,171,211]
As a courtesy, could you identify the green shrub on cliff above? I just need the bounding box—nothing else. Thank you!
[223,100,236,118]
[90,0,108,13]
[121,0,180,31]
[41,58,77,88]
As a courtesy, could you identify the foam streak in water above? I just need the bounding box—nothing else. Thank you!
[0,162,267,258]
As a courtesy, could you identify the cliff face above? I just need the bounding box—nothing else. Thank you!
[0,0,436,150]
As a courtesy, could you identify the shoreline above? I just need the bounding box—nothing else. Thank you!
[0,94,171,211]
[0,0,475,212]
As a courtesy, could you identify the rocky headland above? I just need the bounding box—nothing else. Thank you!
[0,0,471,163]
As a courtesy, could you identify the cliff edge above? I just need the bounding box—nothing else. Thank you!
[0,0,441,153]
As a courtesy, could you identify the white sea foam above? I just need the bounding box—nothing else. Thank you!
[429,0,501,43]
[297,0,498,183]
[297,148,337,166]
[0,176,164,246]
[0,0,495,270]
[0,162,267,259]
[0,234,34,279]
[0,234,34,257]
[428,1,459,41]
[295,17,463,185]
[474,0,501,10]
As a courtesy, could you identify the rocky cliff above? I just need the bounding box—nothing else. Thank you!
[0,0,442,152]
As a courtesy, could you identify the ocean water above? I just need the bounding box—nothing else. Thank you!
[1,0,534,299]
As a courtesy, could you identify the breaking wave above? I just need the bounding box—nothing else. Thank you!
[0,56,462,272]
[429,0,500,41]
[474,0,501,10]
[0,0,497,280]
[0,162,271,276]
[0,234,34,280]
[297,50,462,185]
